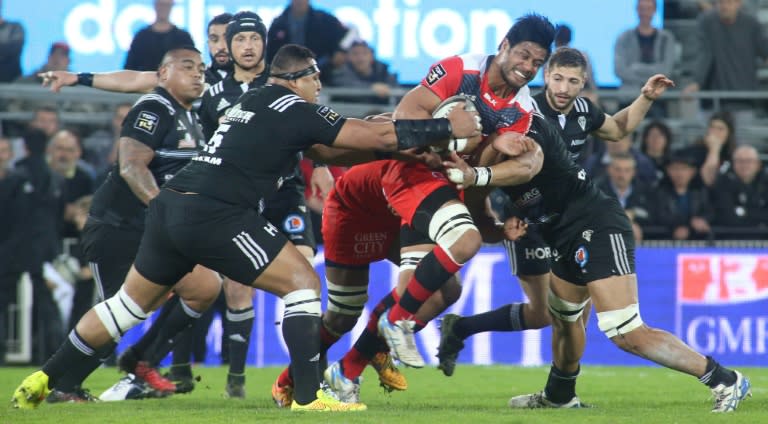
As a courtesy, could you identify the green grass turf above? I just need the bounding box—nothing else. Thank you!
[0,365,765,423]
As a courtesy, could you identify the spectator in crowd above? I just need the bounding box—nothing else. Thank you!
[17,42,70,84]
[584,133,658,185]
[639,120,673,178]
[81,103,132,179]
[9,106,60,165]
[0,1,25,82]
[682,0,768,114]
[124,0,194,71]
[653,149,714,240]
[47,129,95,239]
[553,23,597,100]
[0,135,33,364]
[13,128,66,363]
[688,110,737,187]
[596,151,655,242]
[267,0,350,84]
[614,0,677,117]
[328,39,398,104]
[710,145,768,238]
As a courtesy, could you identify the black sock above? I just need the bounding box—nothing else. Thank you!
[145,299,202,366]
[352,328,384,359]
[130,295,180,356]
[283,314,321,404]
[54,342,115,392]
[543,364,579,404]
[453,303,526,339]
[42,330,104,389]
[172,327,194,366]
[226,306,254,376]
[700,356,737,388]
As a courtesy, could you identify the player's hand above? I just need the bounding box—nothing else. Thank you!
[442,151,475,190]
[446,102,482,139]
[690,216,711,234]
[503,216,528,241]
[39,70,77,93]
[493,131,537,157]
[397,147,443,168]
[641,74,674,101]
[310,165,334,201]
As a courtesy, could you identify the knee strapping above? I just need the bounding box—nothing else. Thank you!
[283,289,321,318]
[548,290,590,322]
[94,287,148,342]
[400,251,427,272]
[597,303,643,338]
[326,280,368,316]
[428,203,477,251]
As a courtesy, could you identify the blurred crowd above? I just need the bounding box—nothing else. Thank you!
[0,0,767,365]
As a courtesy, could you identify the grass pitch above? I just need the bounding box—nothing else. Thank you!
[1,365,765,423]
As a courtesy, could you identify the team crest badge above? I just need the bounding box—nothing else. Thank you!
[575,245,589,268]
[283,214,305,233]
[578,116,586,131]
[426,64,447,86]
[582,230,593,242]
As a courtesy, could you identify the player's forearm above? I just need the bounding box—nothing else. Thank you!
[611,95,654,139]
[93,71,157,93]
[487,149,542,186]
[120,163,161,205]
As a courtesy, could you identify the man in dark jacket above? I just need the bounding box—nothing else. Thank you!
[711,145,768,239]
[266,0,349,83]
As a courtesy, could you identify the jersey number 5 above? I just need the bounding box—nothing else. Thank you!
[203,123,231,155]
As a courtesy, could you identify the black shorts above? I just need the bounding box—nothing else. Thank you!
[263,182,316,251]
[80,217,143,299]
[504,226,553,277]
[549,201,636,286]
[135,189,288,286]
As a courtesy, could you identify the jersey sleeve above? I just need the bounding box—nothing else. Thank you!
[198,92,218,142]
[419,56,465,100]
[295,103,347,147]
[583,97,606,131]
[120,101,172,149]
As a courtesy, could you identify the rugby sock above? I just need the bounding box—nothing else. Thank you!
[42,330,114,389]
[276,366,293,388]
[281,290,322,405]
[452,303,526,339]
[340,347,368,380]
[319,321,341,351]
[699,356,737,388]
[389,245,461,322]
[171,327,194,367]
[129,295,180,357]
[368,289,398,333]
[226,306,254,376]
[543,364,579,404]
[54,343,115,392]
[145,299,202,366]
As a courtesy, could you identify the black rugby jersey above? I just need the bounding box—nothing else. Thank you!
[500,113,607,233]
[531,91,605,161]
[89,87,205,230]
[205,63,230,86]
[199,68,270,141]
[167,84,345,210]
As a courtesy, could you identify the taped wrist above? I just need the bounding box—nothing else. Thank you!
[473,167,492,186]
[394,118,452,150]
[76,72,94,87]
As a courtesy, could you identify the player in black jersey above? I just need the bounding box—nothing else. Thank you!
[438,47,674,377]
[14,47,225,406]
[39,13,234,93]
[443,114,751,413]
[12,44,480,412]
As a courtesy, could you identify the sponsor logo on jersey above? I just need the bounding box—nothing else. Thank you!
[570,138,586,147]
[578,115,587,131]
[283,214,305,233]
[425,63,446,86]
[575,245,589,268]
[225,103,254,123]
[134,111,159,135]
[317,106,341,125]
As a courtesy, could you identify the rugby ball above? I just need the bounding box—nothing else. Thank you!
[431,95,479,153]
